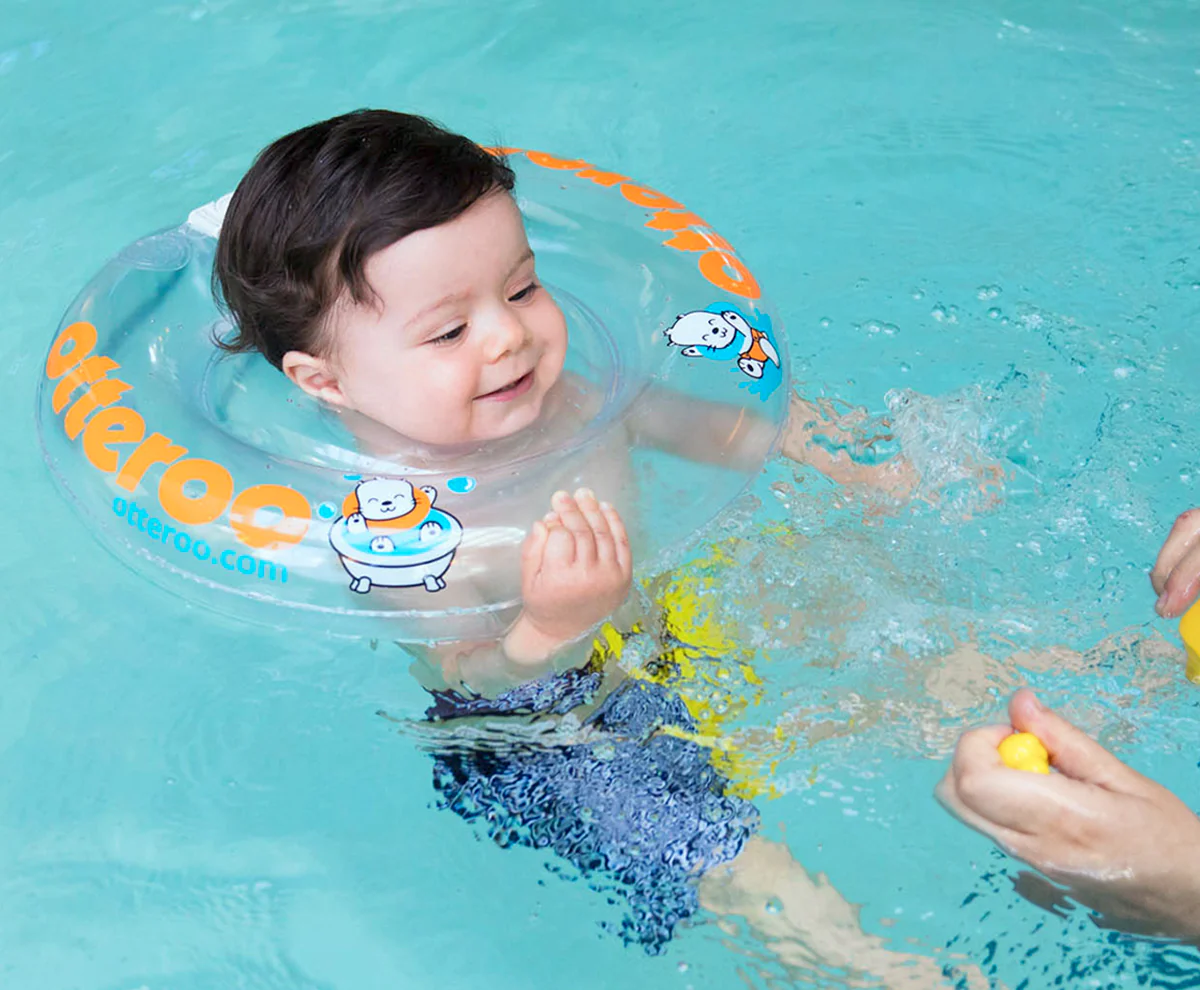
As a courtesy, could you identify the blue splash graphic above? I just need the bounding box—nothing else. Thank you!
[687,303,782,402]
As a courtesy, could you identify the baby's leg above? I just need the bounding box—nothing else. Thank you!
[699,836,989,988]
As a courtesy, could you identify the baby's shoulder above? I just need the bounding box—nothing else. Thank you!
[548,371,608,429]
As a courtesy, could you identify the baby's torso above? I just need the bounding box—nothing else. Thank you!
[348,374,643,662]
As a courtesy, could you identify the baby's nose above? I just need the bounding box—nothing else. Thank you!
[483,311,528,359]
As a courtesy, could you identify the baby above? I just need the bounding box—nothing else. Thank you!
[215,109,910,674]
[214,110,969,982]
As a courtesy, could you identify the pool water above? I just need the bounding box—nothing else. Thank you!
[3,0,1200,987]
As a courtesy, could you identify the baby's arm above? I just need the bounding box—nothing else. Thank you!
[628,385,916,492]
[782,395,918,494]
[625,382,779,470]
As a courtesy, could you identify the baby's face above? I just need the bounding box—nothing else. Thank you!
[305,191,567,447]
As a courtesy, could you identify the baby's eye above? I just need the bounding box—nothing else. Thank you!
[508,282,539,303]
[431,325,466,345]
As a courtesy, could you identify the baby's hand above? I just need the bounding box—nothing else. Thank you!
[782,394,919,497]
[507,489,632,663]
[1151,507,1200,618]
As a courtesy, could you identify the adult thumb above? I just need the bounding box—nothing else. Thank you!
[1008,688,1134,790]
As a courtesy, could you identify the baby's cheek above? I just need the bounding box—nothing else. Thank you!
[541,296,568,338]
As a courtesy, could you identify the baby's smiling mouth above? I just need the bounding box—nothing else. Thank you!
[476,369,534,402]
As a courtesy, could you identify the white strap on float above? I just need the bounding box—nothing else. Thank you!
[186,192,234,238]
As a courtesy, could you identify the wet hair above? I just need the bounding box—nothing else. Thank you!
[213,109,515,369]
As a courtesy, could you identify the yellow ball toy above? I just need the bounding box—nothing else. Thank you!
[998,732,1050,774]
[1181,599,1200,684]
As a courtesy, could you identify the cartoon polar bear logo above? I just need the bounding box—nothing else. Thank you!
[664,309,780,380]
[328,477,464,594]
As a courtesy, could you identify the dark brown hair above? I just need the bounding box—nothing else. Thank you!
[214,109,515,369]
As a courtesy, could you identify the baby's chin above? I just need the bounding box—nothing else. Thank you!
[478,394,548,442]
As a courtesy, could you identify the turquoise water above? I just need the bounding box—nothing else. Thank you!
[3,0,1200,987]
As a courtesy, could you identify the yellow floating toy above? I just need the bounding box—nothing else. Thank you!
[1181,600,1200,684]
[998,732,1050,774]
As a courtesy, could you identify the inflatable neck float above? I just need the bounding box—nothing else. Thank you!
[37,150,790,641]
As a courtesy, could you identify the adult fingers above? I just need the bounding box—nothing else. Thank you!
[1156,542,1200,619]
[1008,689,1140,792]
[945,719,1119,839]
[934,766,1027,853]
[1151,509,1200,599]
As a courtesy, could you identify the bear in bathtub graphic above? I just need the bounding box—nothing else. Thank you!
[328,477,463,594]
[665,307,781,381]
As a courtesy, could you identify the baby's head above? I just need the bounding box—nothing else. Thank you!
[215,110,568,447]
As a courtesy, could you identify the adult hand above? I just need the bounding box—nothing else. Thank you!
[1151,508,1200,618]
[937,688,1200,939]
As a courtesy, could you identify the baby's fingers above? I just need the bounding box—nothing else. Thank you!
[601,501,632,575]
[542,519,577,568]
[574,488,616,561]
[552,490,596,565]
[522,519,549,571]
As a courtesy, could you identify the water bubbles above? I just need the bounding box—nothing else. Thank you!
[976,285,1002,301]
[1113,366,1135,379]
[911,287,925,300]
[987,307,1003,320]
[677,962,690,974]
[930,303,958,323]
[859,319,899,336]
[899,361,911,373]
[765,897,783,914]
[819,316,832,328]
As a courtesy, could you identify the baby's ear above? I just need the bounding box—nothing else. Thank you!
[282,350,346,404]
